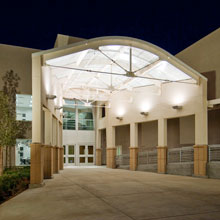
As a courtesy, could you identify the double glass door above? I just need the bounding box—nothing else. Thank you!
[64,144,94,166]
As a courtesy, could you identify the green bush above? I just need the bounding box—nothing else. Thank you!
[0,166,30,202]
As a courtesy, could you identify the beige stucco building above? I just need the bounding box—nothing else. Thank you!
[0,28,219,185]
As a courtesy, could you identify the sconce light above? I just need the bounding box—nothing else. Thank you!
[46,94,57,100]
[55,106,63,110]
[172,105,182,110]
[116,116,123,121]
[140,111,148,116]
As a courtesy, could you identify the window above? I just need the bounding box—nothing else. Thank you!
[68,145,75,155]
[63,99,76,130]
[16,139,31,166]
[101,105,106,118]
[78,104,94,130]
[63,108,76,130]
[16,94,32,121]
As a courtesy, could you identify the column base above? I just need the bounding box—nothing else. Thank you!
[96,149,102,166]
[129,147,138,171]
[29,182,45,189]
[53,146,59,174]
[107,148,116,169]
[59,147,64,170]
[194,145,208,177]
[157,146,167,174]
[30,143,44,185]
[44,145,53,179]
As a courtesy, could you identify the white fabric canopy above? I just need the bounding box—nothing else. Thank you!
[45,45,193,102]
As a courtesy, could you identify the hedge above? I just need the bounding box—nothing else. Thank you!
[0,166,30,203]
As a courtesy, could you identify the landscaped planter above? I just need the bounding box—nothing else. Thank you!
[0,167,30,204]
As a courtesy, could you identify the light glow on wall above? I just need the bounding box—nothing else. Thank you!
[116,106,126,117]
[42,66,51,95]
[140,102,151,112]
[172,94,185,105]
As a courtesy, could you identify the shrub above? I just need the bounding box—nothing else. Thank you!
[0,166,30,202]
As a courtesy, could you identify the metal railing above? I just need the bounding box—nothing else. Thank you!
[63,118,75,130]
[209,145,220,162]
[63,118,94,130]
[115,154,130,166]
[78,119,94,130]
[167,146,194,163]
[138,149,157,165]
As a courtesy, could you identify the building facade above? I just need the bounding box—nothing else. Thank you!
[0,28,219,184]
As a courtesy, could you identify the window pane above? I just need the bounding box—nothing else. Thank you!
[78,105,94,130]
[80,146,85,155]
[88,146,93,155]
[16,94,32,121]
[88,157,93,163]
[64,157,66,163]
[68,145,74,155]
[80,157,85,163]
[68,157,74,163]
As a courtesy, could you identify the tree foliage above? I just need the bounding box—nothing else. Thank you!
[0,70,31,168]
[1,70,31,140]
[0,92,17,147]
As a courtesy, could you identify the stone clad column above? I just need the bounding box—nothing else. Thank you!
[96,149,102,166]
[157,118,167,174]
[53,146,59,174]
[43,110,53,179]
[56,120,60,171]
[194,112,208,176]
[106,126,116,168]
[59,122,64,170]
[130,123,138,171]
[96,129,102,166]
[194,80,208,177]
[30,55,44,187]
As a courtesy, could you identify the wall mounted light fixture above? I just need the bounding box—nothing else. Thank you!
[172,105,182,110]
[116,116,123,121]
[46,94,57,100]
[140,111,149,116]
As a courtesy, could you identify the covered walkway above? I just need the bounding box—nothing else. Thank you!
[1,168,220,220]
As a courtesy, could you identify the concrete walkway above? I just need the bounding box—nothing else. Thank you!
[1,168,220,220]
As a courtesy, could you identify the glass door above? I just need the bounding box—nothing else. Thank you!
[78,144,94,165]
[64,144,94,166]
[63,145,75,165]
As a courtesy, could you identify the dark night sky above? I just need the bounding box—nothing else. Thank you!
[0,0,219,54]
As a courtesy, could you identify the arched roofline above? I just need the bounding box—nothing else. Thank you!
[32,36,206,82]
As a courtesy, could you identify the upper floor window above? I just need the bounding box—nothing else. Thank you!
[78,103,94,130]
[16,94,32,121]
[101,104,106,118]
[63,99,94,131]
[63,99,76,130]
